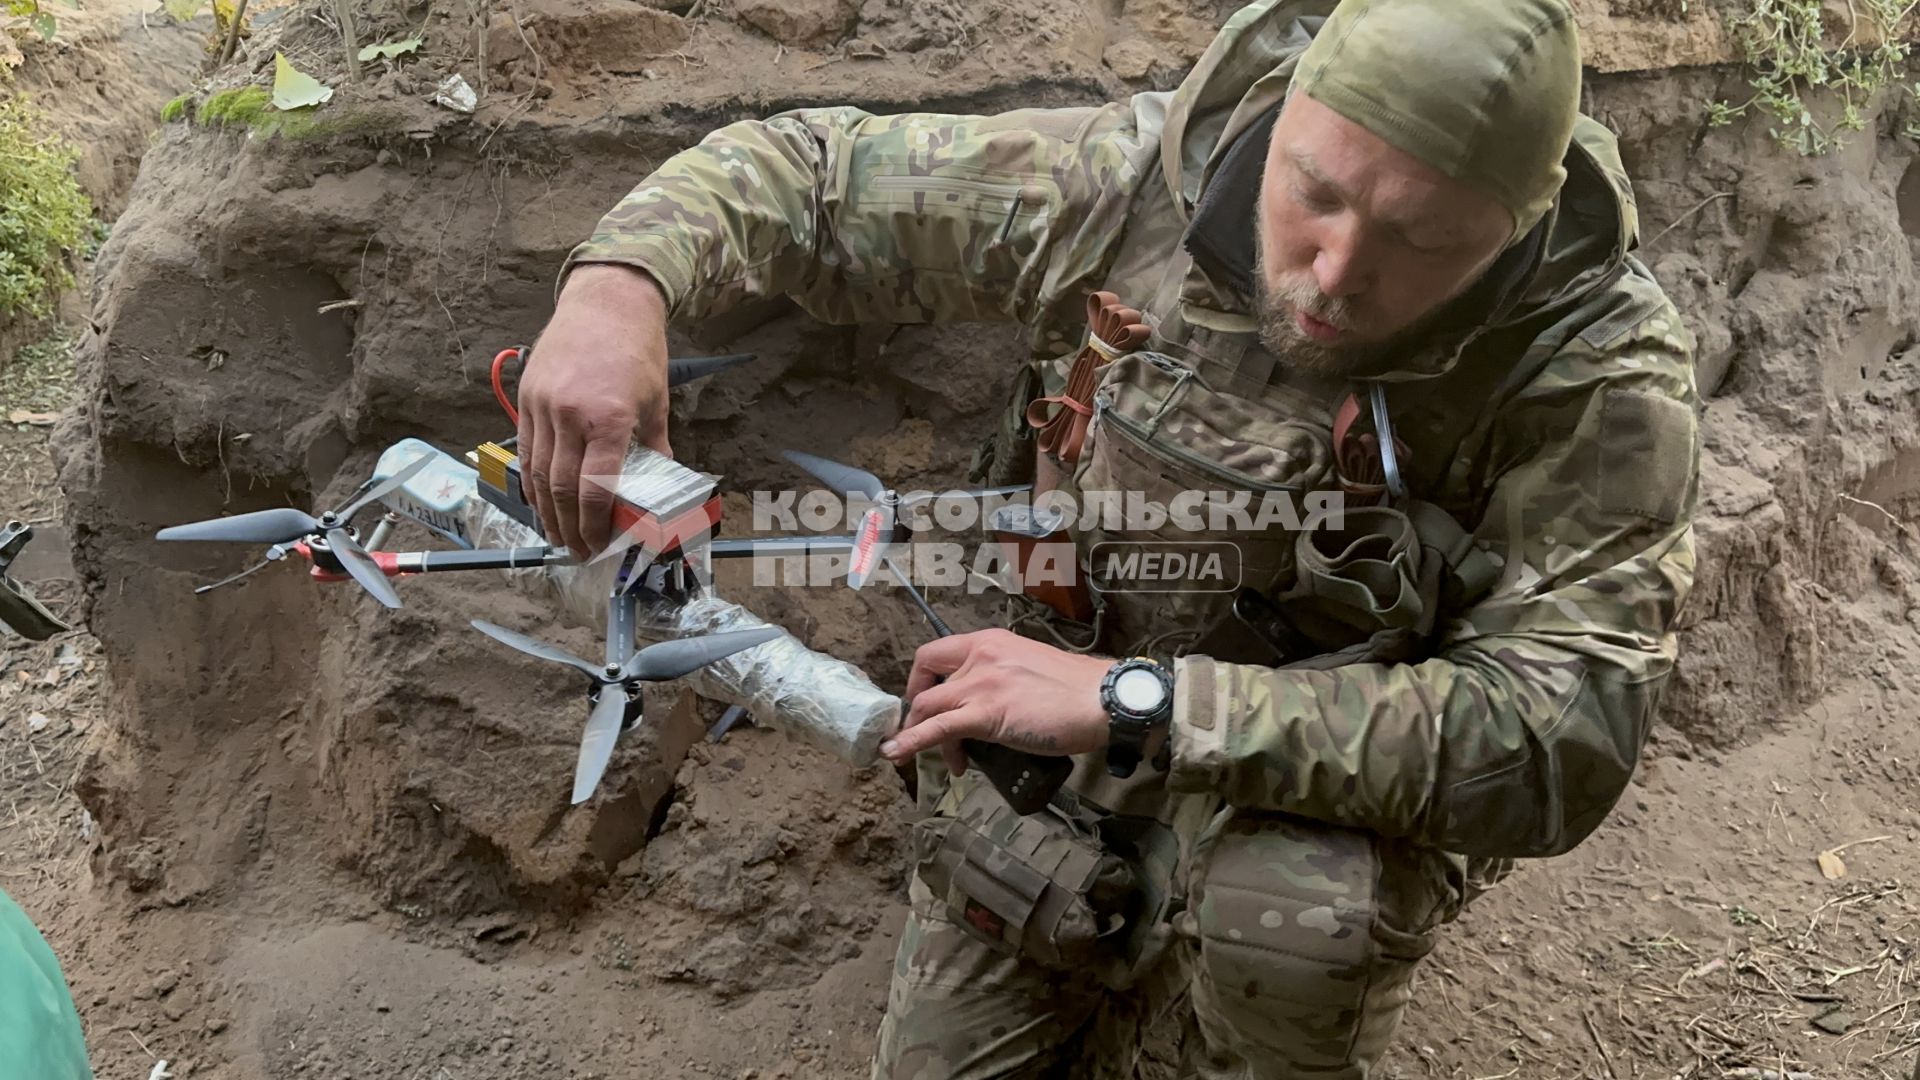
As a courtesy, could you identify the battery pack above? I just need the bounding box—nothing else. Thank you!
[468,441,723,558]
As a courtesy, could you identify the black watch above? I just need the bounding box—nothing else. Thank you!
[1099,657,1173,778]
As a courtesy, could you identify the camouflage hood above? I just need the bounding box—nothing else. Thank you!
[1149,0,1640,382]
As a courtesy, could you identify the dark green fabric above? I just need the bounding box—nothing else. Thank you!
[0,888,93,1080]
[1293,0,1583,242]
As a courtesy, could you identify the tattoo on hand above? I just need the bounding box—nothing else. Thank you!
[1002,730,1060,752]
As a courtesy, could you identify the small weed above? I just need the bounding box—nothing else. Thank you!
[1708,0,1920,155]
[160,93,195,124]
[196,85,271,127]
[597,933,636,971]
[1730,904,1762,926]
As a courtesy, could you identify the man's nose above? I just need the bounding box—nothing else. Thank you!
[1310,219,1371,299]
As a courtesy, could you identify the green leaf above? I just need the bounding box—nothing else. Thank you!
[270,52,332,110]
[356,36,422,62]
[162,0,201,21]
[2,1,35,16]
[29,9,53,37]
[56,0,77,8]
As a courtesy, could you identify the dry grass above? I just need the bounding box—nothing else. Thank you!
[0,619,103,883]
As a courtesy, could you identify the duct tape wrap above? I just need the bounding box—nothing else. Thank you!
[458,457,900,766]
[629,591,900,766]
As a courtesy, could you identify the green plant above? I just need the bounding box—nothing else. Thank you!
[1708,0,1920,154]
[160,93,194,123]
[4,0,78,41]
[191,83,406,141]
[195,84,270,126]
[0,94,91,321]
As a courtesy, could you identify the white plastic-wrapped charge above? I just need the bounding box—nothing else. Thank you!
[629,590,901,766]
[458,451,901,766]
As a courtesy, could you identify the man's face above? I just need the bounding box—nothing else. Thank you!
[1254,93,1515,377]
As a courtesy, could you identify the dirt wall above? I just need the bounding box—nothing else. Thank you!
[49,0,1920,1024]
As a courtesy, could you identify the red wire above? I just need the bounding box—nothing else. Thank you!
[491,347,522,425]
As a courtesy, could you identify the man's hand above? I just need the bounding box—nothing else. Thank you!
[515,264,673,558]
[879,629,1114,773]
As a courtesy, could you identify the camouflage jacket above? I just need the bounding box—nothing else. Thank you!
[562,0,1700,863]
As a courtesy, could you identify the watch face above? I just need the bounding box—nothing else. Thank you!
[1112,666,1167,714]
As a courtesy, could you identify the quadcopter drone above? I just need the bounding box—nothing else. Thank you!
[154,347,1073,813]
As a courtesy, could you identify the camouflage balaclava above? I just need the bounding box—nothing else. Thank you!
[1290,0,1583,245]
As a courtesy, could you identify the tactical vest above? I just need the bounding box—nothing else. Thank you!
[966,77,1526,814]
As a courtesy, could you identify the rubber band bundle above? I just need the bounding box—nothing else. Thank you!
[1025,290,1151,494]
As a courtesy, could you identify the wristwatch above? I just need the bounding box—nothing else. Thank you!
[1099,656,1174,778]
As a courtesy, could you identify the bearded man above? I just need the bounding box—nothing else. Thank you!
[513,0,1700,1075]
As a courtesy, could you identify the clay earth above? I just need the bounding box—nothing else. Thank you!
[2,0,1919,1077]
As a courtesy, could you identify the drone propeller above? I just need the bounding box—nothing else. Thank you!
[779,449,1031,590]
[782,450,886,503]
[667,353,758,387]
[157,454,436,608]
[157,454,433,546]
[470,618,781,802]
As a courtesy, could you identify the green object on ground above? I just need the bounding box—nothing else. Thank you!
[0,887,93,1080]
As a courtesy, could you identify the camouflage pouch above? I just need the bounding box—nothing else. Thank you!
[968,359,1044,489]
[1184,810,1454,1071]
[1277,503,1427,657]
[1270,498,1501,667]
[911,779,1136,973]
[1072,350,1337,648]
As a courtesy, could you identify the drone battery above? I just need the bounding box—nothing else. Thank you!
[469,441,723,558]
[472,441,542,535]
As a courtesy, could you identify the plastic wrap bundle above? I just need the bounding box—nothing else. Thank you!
[458,450,902,766]
[628,590,901,766]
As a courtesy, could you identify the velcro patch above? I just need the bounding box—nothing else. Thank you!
[1597,389,1695,525]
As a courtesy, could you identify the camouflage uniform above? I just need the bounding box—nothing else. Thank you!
[560,1,1699,1076]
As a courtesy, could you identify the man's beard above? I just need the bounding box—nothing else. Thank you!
[1254,275,1399,378]
[1250,238,1462,378]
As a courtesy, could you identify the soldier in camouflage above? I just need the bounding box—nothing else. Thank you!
[516,0,1699,1075]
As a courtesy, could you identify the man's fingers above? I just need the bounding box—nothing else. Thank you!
[576,433,627,555]
[904,634,981,702]
[639,403,672,459]
[939,741,968,776]
[547,428,589,558]
[515,393,538,502]
[522,409,560,547]
[901,677,965,730]
[882,706,994,763]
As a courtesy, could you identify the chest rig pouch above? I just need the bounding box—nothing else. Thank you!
[1053,336,1504,669]
[1062,345,1339,659]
